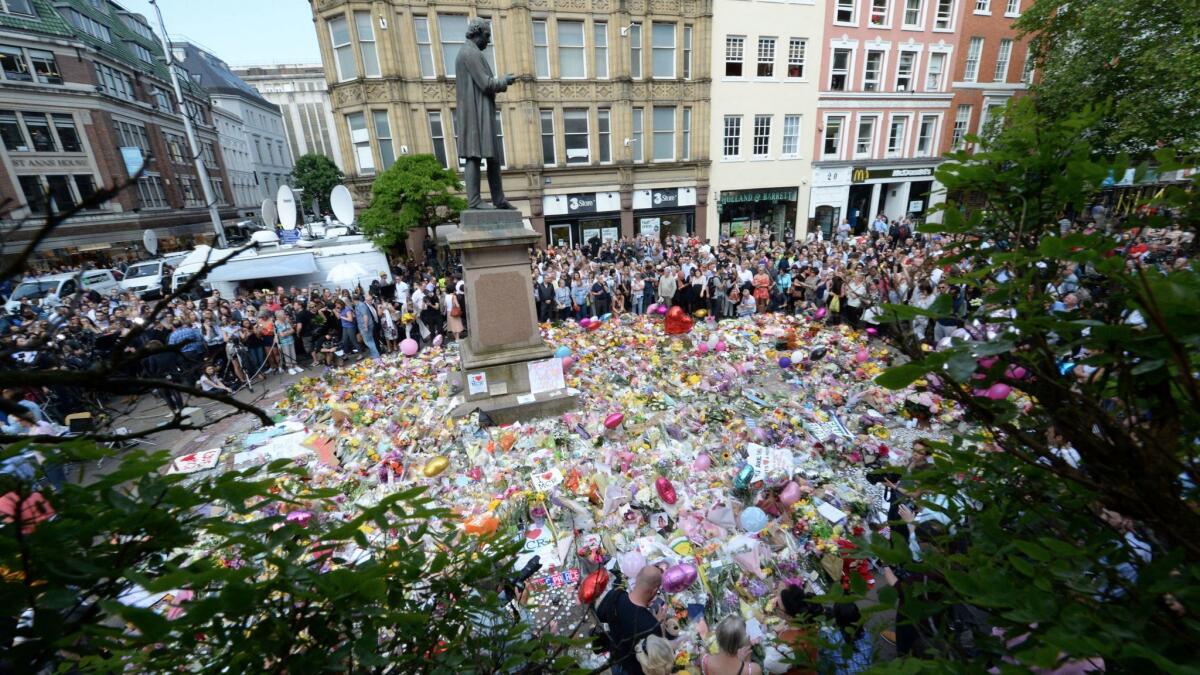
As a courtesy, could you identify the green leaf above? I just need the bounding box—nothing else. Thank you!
[875,364,929,389]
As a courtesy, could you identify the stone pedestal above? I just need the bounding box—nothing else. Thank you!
[443,209,578,425]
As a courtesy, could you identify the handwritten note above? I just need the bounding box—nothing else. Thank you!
[527,358,566,395]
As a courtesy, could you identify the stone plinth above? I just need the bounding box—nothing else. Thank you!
[444,209,578,425]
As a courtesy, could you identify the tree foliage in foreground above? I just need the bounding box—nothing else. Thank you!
[291,154,345,215]
[1019,0,1200,155]
[358,154,466,251]
[0,441,580,673]
[861,99,1200,671]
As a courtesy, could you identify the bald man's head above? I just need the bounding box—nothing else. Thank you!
[632,565,663,602]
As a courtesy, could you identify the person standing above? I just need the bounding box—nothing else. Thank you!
[335,300,359,357]
[596,566,675,675]
[444,287,464,339]
[274,310,300,375]
[354,295,381,359]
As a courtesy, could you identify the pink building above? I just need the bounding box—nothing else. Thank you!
[808,0,962,236]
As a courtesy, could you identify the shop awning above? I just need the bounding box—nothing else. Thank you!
[76,242,112,251]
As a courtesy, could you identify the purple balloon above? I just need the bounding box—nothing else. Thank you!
[662,563,699,593]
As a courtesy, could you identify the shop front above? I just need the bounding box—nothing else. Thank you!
[716,187,799,242]
[809,162,941,235]
[632,187,697,241]
[543,191,622,249]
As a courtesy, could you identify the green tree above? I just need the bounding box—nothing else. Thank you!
[860,99,1200,671]
[1019,0,1200,155]
[0,441,582,673]
[358,155,466,251]
[291,154,344,215]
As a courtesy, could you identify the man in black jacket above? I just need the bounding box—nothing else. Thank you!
[535,278,555,323]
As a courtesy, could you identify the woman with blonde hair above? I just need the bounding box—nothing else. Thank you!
[702,615,762,675]
[635,634,677,675]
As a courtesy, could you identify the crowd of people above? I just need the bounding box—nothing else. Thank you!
[0,211,1191,435]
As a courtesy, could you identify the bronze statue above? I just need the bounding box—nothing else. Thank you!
[455,18,517,210]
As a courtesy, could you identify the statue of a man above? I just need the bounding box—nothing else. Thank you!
[455,18,517,210]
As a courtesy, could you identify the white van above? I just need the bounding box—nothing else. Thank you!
[120,260,170,298]
[5,270,121,312]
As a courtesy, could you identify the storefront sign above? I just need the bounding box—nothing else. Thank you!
[11,156,91,171]
[651,188,678,208]
[640,217,661,235]
[852,166,934,183]
[567,193,597,214]
[717,188,798,207]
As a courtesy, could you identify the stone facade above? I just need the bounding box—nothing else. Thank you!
[309,0,712,246]
[233,64,346,172]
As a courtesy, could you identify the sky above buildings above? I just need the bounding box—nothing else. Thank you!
[118,0,321,66]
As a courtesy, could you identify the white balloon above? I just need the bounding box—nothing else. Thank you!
[707,334,719,350]
[791,350,804,364]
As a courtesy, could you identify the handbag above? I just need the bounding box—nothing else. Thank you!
[829,294,841,313]
[449,297,462,318]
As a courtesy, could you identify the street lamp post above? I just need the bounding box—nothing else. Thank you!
[149,0,227,249]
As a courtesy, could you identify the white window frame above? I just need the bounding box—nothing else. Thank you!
[822,114,846,160]
[902,0,924,28]
[725,35,745,78]
[651,22,675,79]
[829,47,854,91]
[346,112,374,175]
[329,15,357,82]
[563,107,590,165]
[895,50,917,91]
[781,114,801,159]
[964,37,983,82]
[598,107,612,163]
[1005,0,1021,16]
[886,114,910,158]
[1022,48,1035,85]
[355,11,380,78]
[722,114,741,160]
[925,50,946,91]
[683,25,693,79]
[868,0,892,28]
[951,104,971,148]
[373,109,394,169]
[854,114,878,159]
[681,106,691,160]
[786,38,806,79]
[756,37,776,78]
[834,0,858,25]
[558,19,587,79]
[751,114,771,159]
[629,23,643,80]
[532,19,550,79]
[915,113,939,157]
[862,49,886,91]
[594,21,609,79]
[993,38,1013,82]
[933,0,955,30]
[414,17,436,78]
[539,108,556,166]
[651,105,675,162]
[631,106,644,162]
[974,0,990,13]
[438,14,468,78]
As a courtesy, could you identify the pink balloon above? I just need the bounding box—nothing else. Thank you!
[604,412,625,429]
[662,563,698,593]
[647,303,659,314]
[986,383,1012,400]
[779,481,803,506]
[815,307,827,320]
[562,356,576,371]
[855,349,869,363]
[692,453,711,471]
[697,343,709,355]
[715,340,728,352]
[1006,365,1028,380]
[973,388,989,397]
[978,357,998,369]
[432,334,443,347]
[656,305,668,315]
[400,338,419,356]
[866,327,878,336]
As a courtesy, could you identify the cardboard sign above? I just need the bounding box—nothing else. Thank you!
[529,568,581,590]
[531,467,564,492]
[527,358,566,395]
[167,449,221,474]
[746,443,792,479]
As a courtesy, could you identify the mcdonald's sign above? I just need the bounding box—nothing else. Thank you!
[851,166,870,184]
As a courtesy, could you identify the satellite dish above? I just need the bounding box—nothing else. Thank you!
[277,185,297,230]
[330,185,354,225]
[142,229,158,256]
[261,199,277,229]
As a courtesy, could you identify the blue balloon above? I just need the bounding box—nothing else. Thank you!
[740,506,769,533]
[554,346,572,359]
[778,357,792,369]
[601,313,613,321]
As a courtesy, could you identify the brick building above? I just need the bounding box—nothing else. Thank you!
[942,0,1034,152]
[0,0,236,271]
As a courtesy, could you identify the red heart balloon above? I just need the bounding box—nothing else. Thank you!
[664,306,694,335]
[578,567,609,604]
